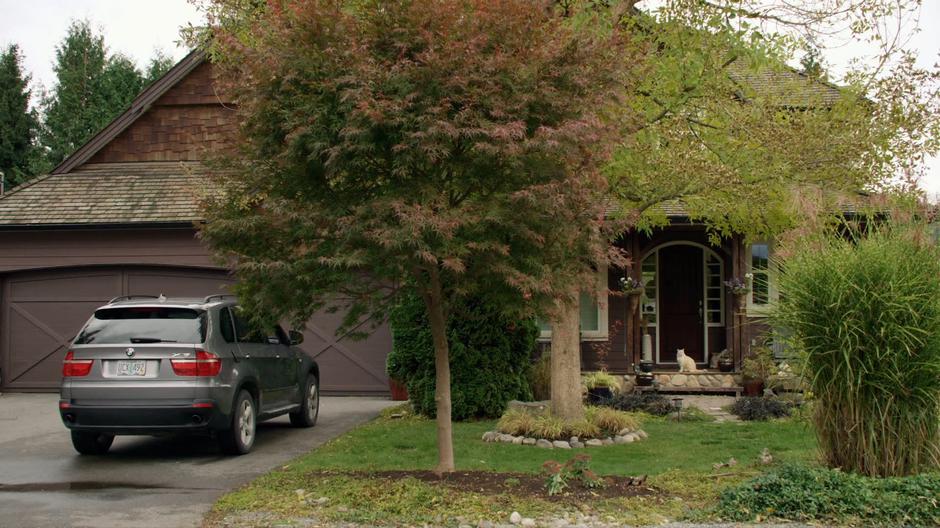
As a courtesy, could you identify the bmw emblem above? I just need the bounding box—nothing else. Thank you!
[125,348,135,357]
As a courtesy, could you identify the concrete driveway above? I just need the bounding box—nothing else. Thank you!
[0,393,394,528]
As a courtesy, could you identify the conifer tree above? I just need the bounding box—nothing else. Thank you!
[0,44,39,187]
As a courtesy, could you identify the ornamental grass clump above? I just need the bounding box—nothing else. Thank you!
[773,227,940,477]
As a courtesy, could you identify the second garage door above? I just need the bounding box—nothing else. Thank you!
[0,266,391,394]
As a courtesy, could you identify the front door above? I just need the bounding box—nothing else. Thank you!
[659,245,704,364]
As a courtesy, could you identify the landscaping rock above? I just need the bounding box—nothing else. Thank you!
[617,428,634,436]
[636,430,648,439]
[601,437,614,446]
[552,440,571,449]
[482,431,500,442]
[569,436,579,444]
[521,518,536,527]
[499,434,516,443]
[570,440,584,448]
[477,521,494,528]
[507,400,550,416]
[510,512,522,524]
[584,439,603,447]
[614,435,634,444]
[536,439,553,449]
[522,437,536,445]
[512,436,524,445]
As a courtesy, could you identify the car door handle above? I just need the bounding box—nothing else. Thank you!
[275,354,281,359]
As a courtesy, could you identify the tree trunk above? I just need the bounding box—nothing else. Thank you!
[550,288,584,421]
[424,267,455,474]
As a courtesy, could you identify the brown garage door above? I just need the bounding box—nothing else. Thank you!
[0,266,391,394]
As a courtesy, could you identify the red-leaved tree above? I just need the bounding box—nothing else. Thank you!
[195,0,638,473]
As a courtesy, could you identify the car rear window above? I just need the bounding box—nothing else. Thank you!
[74,307,208,345]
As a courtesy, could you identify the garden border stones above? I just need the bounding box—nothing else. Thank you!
[481,429,648,449]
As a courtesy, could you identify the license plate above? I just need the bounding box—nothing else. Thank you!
[117,360,146,376]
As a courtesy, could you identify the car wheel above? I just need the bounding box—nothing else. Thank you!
[219,390,256,455]
[70,431,114,455]
[289,374,319,428]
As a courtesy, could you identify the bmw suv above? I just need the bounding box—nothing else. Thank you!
[58,295,320,456]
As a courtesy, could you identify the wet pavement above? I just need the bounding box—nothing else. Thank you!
[0,393,394,528]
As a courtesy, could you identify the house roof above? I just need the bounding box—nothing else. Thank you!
[728,62,843,107]
[50,49,207,175]
[0,48,847,229]
[0,162,205,226]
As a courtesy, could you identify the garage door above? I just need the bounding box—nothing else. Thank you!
[0,266,391,394]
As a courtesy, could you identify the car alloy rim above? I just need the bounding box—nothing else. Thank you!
[239,399,255,447]
[308,381,318,422]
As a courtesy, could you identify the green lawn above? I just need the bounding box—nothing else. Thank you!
[207,408,819,527]
[291,410,816,476]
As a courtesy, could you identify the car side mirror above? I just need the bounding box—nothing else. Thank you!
[288,330,304,346]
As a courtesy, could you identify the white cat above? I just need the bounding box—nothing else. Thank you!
[677,349,698,373]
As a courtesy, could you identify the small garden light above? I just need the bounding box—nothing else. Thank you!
[672,397,684,422]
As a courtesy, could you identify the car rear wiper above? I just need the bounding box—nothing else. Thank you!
[129,337,178,343]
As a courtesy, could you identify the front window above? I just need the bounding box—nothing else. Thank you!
[749,242,773,309]
[539,265,608,341]
[74,307,207,344]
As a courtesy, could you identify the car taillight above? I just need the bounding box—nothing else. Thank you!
[170,349,222,377]
[62,350,93,377]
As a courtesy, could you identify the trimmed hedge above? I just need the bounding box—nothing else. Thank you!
[605,391,674,416]
[387,292,536,420]
[715,464,940,526]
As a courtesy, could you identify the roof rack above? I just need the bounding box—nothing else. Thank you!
[108,295,163,304]
[204,294,238,303]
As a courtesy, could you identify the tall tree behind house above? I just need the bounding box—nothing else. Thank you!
[38,20,179,169]
[0,44,40,187]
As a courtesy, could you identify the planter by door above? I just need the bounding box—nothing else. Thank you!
[743,379,764,397]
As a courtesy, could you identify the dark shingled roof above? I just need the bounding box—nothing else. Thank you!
[728,62,843,107]
[0,162,205,226]
[0,53,846,228]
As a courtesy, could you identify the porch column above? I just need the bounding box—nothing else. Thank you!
[730,234,746,368]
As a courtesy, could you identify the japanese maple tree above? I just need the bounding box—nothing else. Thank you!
[195,0,637,473]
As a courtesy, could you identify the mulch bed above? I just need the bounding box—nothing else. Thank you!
[312,469,661,503]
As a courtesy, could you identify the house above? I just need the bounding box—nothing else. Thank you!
[0,50,838,394]
[0,51,390,394]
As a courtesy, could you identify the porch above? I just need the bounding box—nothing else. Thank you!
[575,224,771,376]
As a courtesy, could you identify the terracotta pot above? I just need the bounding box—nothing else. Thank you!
[743,379,764,397]
[389,378,409,401]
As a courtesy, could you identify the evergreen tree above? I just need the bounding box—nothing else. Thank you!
[40,20,147,167]
[102,53,143,112]
[0,44,39,187]
[144,50,176,85]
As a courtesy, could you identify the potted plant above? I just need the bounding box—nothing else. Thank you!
[724,275,752,310]
[388,377,409,401]
[583,371,618,404]
[741,346,775,396]
[714,349,734,372]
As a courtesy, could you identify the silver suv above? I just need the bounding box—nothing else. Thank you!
[58,295,319,456]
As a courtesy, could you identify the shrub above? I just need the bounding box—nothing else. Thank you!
[774,227,940,476]
[388,292,537,420]
[495,406,640,440]
[530,414,566,440]
[715,464,940,526]
[496,409,536,437]
[566,419,602,439]
[606,391,674,416]
[728,397,792,421]
[585,406,638,434]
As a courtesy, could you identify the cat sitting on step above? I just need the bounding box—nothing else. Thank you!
[676,349,698,373]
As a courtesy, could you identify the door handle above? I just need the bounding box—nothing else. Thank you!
[698,300,703,321]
